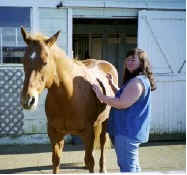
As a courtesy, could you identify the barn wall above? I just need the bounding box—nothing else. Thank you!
[39,8,68,54]
[151,77,186,135]
[0,0,185,9]
[0,1,185,144]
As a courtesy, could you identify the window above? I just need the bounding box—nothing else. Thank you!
[0,7,31,64]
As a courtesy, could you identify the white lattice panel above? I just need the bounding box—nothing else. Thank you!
[0,68,24,135]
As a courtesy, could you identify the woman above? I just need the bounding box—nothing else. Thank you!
[92,48,156,172]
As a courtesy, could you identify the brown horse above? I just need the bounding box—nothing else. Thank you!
[20,27,118,173]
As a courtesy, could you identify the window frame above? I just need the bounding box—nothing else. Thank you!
[0,6,34,65]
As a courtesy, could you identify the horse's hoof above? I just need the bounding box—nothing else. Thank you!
[83,166,88,169]
[100,169,107,173]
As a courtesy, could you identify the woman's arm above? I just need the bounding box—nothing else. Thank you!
[92,78,144,109]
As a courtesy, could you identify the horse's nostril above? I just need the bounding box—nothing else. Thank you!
[27,96,35,107]
[30,96,35,106]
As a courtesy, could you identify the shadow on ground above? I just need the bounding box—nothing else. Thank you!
[0,144,85,155]
[0,141,185,155]
[0,163,87,174]
[141,141,185,147]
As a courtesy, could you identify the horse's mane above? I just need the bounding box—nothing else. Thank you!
[73,57,85,66]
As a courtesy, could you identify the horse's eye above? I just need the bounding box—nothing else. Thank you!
[42,59,47,66]
[29,60,34,66]
[41,76,45,82]
[43,62,47,66]
[39,58,47,66]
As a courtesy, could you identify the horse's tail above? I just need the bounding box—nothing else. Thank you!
[93,123,102,149]
[93,78,112,149]
[93,122,112,150]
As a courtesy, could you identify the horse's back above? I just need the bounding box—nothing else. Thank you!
[81,59,118,85]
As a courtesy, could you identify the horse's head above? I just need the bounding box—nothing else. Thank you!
[20,27,60,110]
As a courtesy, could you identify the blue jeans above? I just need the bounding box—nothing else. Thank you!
[114,135,141,172]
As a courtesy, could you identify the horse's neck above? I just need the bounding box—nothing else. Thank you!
[49,47,76,98]
[56,55,75,81]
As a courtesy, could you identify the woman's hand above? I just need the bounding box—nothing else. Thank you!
[92,84,104,103]
[106,73,119,94]
[106,73,113,85]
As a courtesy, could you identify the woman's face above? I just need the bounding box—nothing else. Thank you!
[125,55,140,73]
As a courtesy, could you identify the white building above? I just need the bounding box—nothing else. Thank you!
[0,0,185,144]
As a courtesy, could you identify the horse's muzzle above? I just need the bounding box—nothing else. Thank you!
[21,95,36,110]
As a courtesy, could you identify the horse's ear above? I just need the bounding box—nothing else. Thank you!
[20,26,31,45]
[46,31,61,47]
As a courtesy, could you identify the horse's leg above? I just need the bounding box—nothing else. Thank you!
[81,128,95,173]
[99,121,107,173]
[48,125,65,174]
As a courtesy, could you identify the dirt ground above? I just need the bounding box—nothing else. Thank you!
[0,141,185,174]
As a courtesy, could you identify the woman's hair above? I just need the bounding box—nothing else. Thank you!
[123,48,156,91]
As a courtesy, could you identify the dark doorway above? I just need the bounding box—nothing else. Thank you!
[73,18,137,85]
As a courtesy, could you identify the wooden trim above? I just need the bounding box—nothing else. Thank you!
[31,6,39,33]
[0,0,185,10]
[67,8,73,58]
[72,8,138,18]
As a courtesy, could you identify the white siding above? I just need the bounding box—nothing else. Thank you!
[0,0,185,10]
[58,0,186,10]
[0,1,185,142]
[39,8,69,54]
[73,8,138,18]
[151,78,186,134]
[138,10,186,134]
[104,0,185,9]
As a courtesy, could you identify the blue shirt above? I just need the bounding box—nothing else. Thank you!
[107,75,151,143]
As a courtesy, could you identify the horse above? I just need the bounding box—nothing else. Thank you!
[20,27,118,174]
